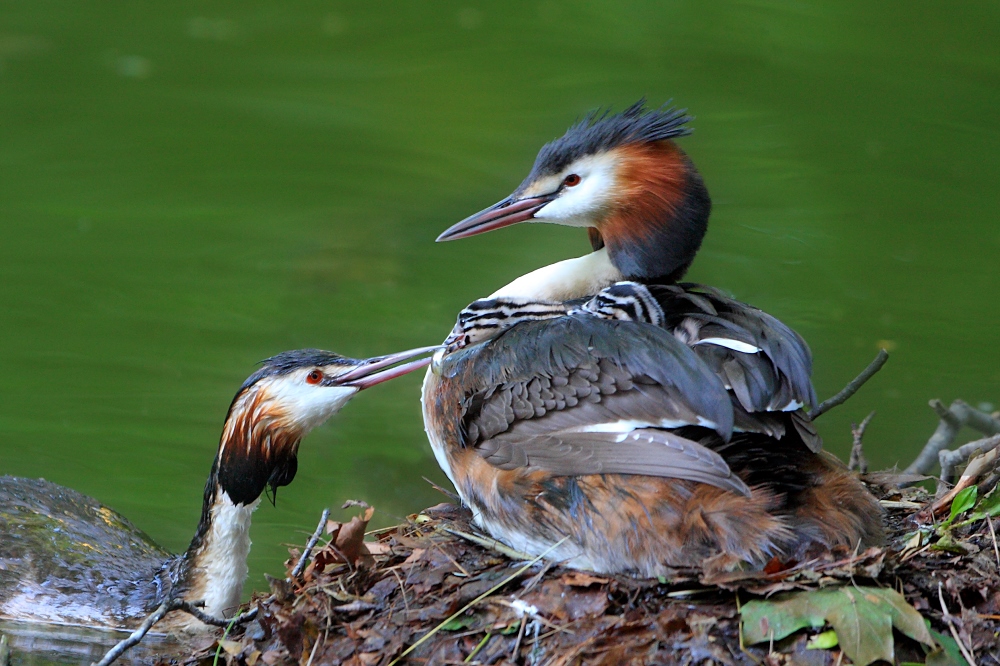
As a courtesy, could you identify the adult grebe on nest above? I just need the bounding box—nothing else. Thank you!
[423,102,883,576]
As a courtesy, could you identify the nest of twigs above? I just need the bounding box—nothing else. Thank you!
[160,471,1000,666]
[106,356,1000,666]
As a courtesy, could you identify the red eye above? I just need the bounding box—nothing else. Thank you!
[563,174,581,187]
[306,370,324,385]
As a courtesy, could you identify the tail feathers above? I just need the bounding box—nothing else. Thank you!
[787,451,886,554]
[707,432,886,557]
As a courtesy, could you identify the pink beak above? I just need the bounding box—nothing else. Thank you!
[436,193,557,242]
[335,345,441,389]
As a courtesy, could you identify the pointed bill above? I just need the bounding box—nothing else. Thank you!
[436,193,557,241]
[333,345,441,389]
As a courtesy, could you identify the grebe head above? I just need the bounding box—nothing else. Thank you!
[437,101,712,283]
[216,346,438,506]
[181,343,438,623]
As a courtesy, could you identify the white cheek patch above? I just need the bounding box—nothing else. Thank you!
[533,153,618,228]
[265,373,359,433]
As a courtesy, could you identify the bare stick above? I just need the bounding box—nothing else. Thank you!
[849,411,875,473]
[908,400,963,476]
[330,600,378,613]
[907,400,1000,475]
[937,583,977,666]
[174,600,259,628]
[511,617,527,661]
[940,434,1000,486]
[441,526,536,561]
[92,599,261,665]
[292,508,331,579]
[951,400,1000,436]
[811,350,889,419]
[92,599,182,666]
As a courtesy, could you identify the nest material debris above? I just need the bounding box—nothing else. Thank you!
[158,478,1000,666]
[86,352,1000,666]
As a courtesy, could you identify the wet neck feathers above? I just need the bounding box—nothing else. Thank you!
[179,386,301,620]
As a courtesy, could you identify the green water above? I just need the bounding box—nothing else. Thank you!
[2,0,999,630]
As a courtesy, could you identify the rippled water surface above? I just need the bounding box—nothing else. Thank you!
[2,1,999,651]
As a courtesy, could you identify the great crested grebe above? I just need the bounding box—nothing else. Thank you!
[423,102,883,575]
[0,345,436,631]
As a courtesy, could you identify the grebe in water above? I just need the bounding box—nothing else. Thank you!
[0,345,436,631]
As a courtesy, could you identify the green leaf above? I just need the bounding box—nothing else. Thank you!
[949,486,977,522]
[925,628,966,666]
[440,613,478,631]
[499,621,521,635]
[741,586,936,666]
[806,629,839,650]
[971,485,1000,520]
[930,533,975,555]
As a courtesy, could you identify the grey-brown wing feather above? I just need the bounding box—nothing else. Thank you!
[465,368,716,446]
[478,427,751,497]
[443,315,735,440]
[655,284,816,414]
[437,315,744,488]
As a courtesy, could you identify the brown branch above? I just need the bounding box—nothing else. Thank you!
[292,508,331,579]
[848,411,875,473]
[811,349,889,419]
[91,599,261,665]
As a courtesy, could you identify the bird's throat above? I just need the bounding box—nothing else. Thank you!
[180,485,259,620]
[488,248,623,302]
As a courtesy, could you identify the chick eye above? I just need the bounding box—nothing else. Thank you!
[305,370,324,385]
[563,174,581,187]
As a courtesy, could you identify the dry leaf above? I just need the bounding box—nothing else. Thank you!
[560,572,609,587]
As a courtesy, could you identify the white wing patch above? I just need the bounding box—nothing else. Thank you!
[694,337,761,354]
[574,419,698,434]
[573,417,721,437]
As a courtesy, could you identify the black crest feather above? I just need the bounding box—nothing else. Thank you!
[237,349,354,395]
[525,100,693,181]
